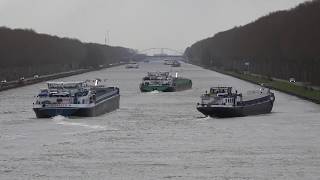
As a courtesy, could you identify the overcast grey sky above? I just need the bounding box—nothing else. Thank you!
[0,0,309,52]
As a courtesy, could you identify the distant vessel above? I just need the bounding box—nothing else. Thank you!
[164,59,171,65]
[197,86,275,118]
[164,59,180,66]
[171,60,181,67]
[140,72,192,92]
[125,62,139,69]
[33,80,120,118]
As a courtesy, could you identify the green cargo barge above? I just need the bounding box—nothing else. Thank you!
[140,72,192,92]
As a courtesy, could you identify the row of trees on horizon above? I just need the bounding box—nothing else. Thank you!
[0,27,136,81]
[185,0,320,86]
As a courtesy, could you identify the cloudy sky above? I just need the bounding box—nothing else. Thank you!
[0,0,309,52]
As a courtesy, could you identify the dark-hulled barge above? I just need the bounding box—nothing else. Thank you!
[197,86,275,118]
[33,80,119,118]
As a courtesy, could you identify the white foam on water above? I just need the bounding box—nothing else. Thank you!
[149,90,160,94]
[52,115,67,121]
[196,116,212,120]
[51,115,115,130]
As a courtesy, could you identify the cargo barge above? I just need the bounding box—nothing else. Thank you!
[33,80,120,118]
[140,72,192,92]
[197,86,275,118]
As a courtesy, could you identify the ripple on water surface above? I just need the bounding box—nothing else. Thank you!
[1,62,320,179]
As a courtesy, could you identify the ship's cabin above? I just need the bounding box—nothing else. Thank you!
[47,81,87,89]
[37,81,91,98]
[146,72,169,78]
[209,87,232,96]
[142,72,171,85]
[35,81,111,106]
[199,87,237,106]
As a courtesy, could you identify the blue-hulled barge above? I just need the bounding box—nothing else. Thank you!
[197,87,275,118]
[33,80,120,118]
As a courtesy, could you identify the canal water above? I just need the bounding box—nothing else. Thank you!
[1,62,320,179]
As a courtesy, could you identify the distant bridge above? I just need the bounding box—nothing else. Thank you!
[134,48,188,61]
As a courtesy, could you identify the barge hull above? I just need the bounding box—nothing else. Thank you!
[75,95,120,117]
[140,79,192,92]
[140,85,171,92]
[33,95,120,118]
[197,99,274,118]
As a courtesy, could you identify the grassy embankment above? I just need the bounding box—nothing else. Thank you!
[0,63,126,92]
[207,67,320,104]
